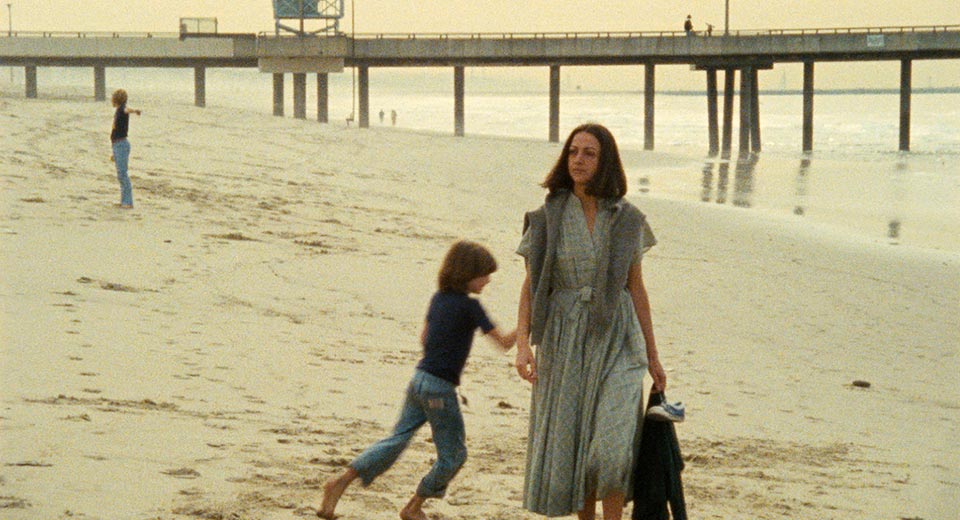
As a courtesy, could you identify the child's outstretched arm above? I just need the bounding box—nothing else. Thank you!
[485,327,517,352]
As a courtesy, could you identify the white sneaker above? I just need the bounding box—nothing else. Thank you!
[647,400,685,423]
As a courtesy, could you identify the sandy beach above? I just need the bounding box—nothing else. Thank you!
[1,89,958,519]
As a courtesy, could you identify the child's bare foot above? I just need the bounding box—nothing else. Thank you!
[317,479,343,519]
[317,468,357,519]
[399,495,428,520]
[399,508,428,520]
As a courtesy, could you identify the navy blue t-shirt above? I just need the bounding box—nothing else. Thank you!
[416,291,494,386]
[111,105,129,143]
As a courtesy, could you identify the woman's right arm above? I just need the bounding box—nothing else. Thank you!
[515,269,537,383]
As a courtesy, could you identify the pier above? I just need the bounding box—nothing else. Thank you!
[2,25,959,153]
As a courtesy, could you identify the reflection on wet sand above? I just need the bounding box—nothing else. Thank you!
[698,152,910,244]
[700,153,758,208]
[793,154,812,216]
[885,156,909,242]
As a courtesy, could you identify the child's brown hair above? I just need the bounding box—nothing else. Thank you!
[437,240,497,293]
[111,89,128,106]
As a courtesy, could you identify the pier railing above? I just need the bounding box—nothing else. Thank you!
[344,24,960,40]
[4,23,957,41]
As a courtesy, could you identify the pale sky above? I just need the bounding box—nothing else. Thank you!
[5,1,960,89]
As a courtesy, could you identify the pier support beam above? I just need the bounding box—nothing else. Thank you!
[317,73,329,123]
[94,66,106,102]
[802,61,814,152]
[750,67,761,153]
[293,72,306,119]
[25,65,37,99]
[706,68,719,157]
[738,67,753,157]
[454,66,465,137]
[899,59,912,152]
[358,66,369,128]
[194,66,206,108]
[722,69,735,158]
[549,65,560,143]
[272,73,284,116]
[644,63,655,150]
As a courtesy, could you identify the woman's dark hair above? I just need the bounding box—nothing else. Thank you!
[541,123,628,199]
[438,240,498,293]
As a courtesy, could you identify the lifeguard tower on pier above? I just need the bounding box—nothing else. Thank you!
[272,0,345,35]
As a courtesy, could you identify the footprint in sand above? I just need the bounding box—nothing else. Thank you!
[162,467,201,479]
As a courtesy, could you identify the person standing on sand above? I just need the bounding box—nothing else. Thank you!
[109,89,141,209]
[318,240,517,520]
[514,123,666,520]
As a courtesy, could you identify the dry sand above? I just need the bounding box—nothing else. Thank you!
[1,90,958,519]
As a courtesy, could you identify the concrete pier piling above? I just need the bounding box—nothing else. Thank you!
[272,73,284,117]
[802,61,814,152]
[549,65,560,143]
[194,66,205,108]
[94,65,106,102]
[293,72,306,119]
[317,73,329,123]
[454,66,465,137]
[900,59,912,152]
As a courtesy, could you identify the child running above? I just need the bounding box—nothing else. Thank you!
[318,240,517,520]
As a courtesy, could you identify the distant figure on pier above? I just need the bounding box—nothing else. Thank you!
[109,89,141,209]
[391,109,397,126]
[684,15,693,36]
[379,109,385,124]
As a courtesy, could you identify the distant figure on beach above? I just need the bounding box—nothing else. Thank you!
[318,240,517,520]
[514,123,666,519]
[391,109,397,126]
[109,89,141,209]
[706,23,714,36]
[379,109,385,124]
[684,15,694,36]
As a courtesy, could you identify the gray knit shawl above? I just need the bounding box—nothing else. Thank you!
[523,190,645,345]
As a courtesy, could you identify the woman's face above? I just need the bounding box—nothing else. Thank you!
[567,131,601,188]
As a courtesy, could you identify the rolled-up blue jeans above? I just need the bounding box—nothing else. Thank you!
[112,139,133,206]
[350,369,466,498]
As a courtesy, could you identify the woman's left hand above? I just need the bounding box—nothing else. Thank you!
[648,357,667,392]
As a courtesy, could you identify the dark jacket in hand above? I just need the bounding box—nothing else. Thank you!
[632,390,687,520]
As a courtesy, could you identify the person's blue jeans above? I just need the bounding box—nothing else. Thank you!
[112,139,133,206]
[350,369,467,498]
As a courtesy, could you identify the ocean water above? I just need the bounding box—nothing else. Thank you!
[9,66,959,253]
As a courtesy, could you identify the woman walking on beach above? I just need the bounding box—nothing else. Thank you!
[318,240,517,520]
[109,89,141,209]
[515,123,666,519]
